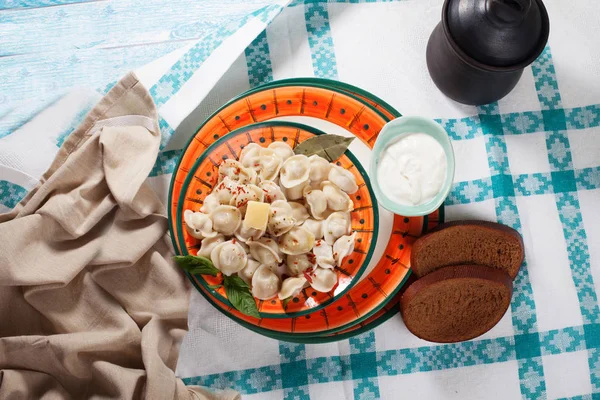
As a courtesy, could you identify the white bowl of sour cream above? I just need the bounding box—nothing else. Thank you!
[369,116,455,217]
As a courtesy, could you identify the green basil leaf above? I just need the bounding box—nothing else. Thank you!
[293,134,355,162]
[282,296,292,310]
[207,284,223,290]
[223,275,260,318]
[173,255,220,276]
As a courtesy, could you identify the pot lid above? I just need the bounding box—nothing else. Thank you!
[446,0,550,67]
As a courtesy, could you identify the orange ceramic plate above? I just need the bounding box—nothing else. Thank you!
[167,78,431,335]
[176,122,378,318]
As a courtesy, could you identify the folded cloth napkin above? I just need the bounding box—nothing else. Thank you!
[0,73,239,400]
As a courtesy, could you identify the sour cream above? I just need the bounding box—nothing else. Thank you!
[377,133,447,206]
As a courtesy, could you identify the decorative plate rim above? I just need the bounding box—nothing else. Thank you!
[175,121,380,319]
[165,77,430,339]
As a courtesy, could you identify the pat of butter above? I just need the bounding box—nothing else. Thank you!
[243,201,270,231]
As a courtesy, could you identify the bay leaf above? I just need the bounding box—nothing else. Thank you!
[293,134,355,162]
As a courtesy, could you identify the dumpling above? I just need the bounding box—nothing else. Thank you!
[283,181,308,201]
[303,187,328,220]
[280,155,310,189]
[240,143,262,167]
[267,200,296,236]
[200,193,220,214]
[308,155,331,189]
[248,237,283,267]
[230,184,264,214]
[197,234,225,258]
[333,232,356,266]
[323,211,351,245]
[210,205,242,235]
[259,180,286,203]
[312,239,335,269]
[309,267,337,292]
[289,202,309,225]
[278,226,315,255]
[301,219,323,239]
[328,164,358,194]
[210,239,248,276]
[234,222,265,243]
[286,253,317,275]
[268,141,294,161]
[249,148,283,181]
[239,258,261,285]
[278,276,307,299]
[184,209,217,239]
[218,159,256,184]
[252,265,280,300]
[322,181,353,212]
[213,177,241,204]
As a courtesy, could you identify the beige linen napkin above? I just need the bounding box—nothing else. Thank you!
[0,73,239,400]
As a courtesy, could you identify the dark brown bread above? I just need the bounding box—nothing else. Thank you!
[411,220,524,279]
[400,265,512,343]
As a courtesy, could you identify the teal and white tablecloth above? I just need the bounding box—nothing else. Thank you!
[1,1,599,399]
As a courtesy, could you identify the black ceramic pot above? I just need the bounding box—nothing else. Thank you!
[426,0,550,106]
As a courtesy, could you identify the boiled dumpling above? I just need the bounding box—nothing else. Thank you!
[250,148,283,181]
[286,253,317,275]
[267,200,296,236]
[240,143,262,167]
[259,180,286,203]
[213,176,241,204]
[309,267,337,292]
[303,187,328,220]
[283,181,308,201]
[200,193,220,214]
[278,276,307,299]
[230,184,264,214]
[268,141,294,161]
[280,155,310,189]
[210,205,242,235]
[184,209,217,239]
[322,181,353,212]
[252,265,280,300]
[248,237,283,267]
[239,258,261,285]
[323,211,351,245]
[197,234,225,257]
[328,164,358,194]
[210,239,248,276]
[312,239,335,269]
[308,155,331,189]
[333,232,356,266]
[279,226,315,255]
[234,222,265,243]
[301,219,323,239]
[289,202,310,225]
[218,159,256,184]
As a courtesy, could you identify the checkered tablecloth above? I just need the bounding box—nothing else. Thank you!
[1,1,599,399]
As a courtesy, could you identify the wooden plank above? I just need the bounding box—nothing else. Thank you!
[0,1,104,11]
[0,0,274,56]
[0,39,192,111]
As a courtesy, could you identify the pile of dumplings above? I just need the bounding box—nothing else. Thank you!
[184,140,359,302]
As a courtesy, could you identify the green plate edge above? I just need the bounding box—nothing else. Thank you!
[176,121,380,319]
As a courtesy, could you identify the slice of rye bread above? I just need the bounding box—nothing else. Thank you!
[410,220,524,279]
[400,265,512,343]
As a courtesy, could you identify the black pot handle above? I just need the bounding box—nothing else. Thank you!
[486,0,531,25]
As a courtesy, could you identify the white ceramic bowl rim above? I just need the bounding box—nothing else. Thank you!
[368,116,455,217]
